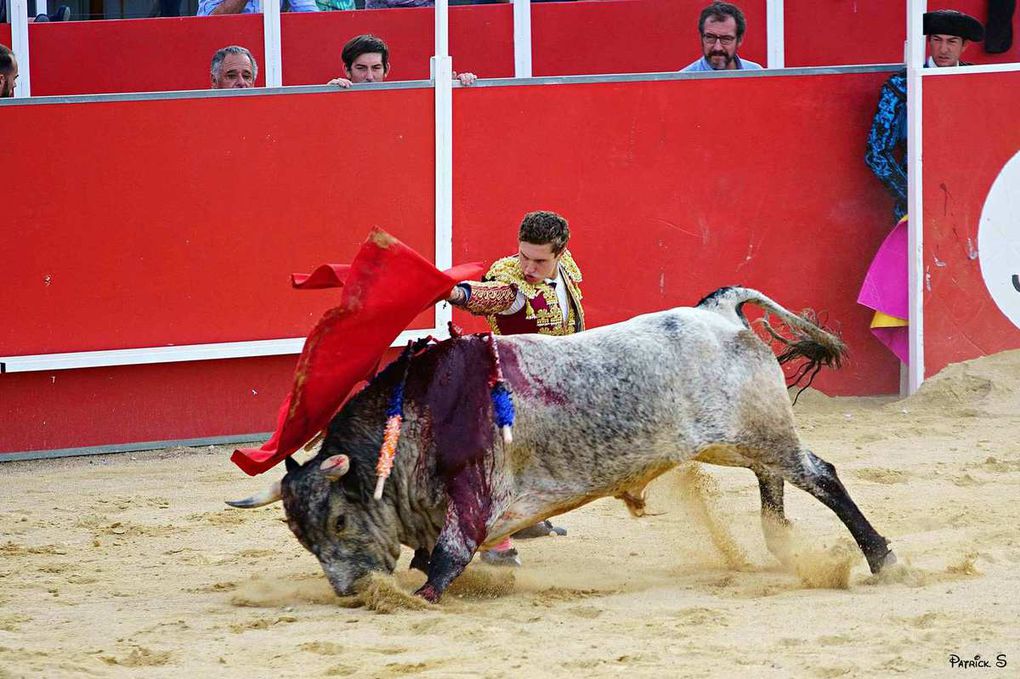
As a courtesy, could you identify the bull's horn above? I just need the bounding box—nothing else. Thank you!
[225,479,282,508]
[285,455,300,473]
[320,455,350,480]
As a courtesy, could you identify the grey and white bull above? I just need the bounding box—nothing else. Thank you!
[228,287,896,603]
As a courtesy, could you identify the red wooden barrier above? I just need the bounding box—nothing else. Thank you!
[281,5,515,85]
[6,1,1020,98]
[452,72,900,398]
[922,71,1020,377]
[1,70,904,455]
[18,2,763,97]
[785,0,1020,67]
[2,88,436,355]
[29,16,268,94]
[530,0,765,76]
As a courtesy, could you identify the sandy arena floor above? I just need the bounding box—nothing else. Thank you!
[2,351,1019,678]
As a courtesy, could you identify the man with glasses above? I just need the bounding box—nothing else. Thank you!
[681,2,762,72]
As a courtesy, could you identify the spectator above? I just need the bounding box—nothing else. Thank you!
[0,45,17,98]
[210,45,258,89]
[681,2,762,72]
[32,5,72,21]
[198,0,317,15]
[365,1,433,7]
[865,9,984,221]
[316,0,355,9]
[328,34,477,88]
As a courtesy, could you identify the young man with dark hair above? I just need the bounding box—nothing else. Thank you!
[681,2,762,72]
[448,210,583,337]
[328,34,477,88]
[445,210,583,566]
[0,45,17,98]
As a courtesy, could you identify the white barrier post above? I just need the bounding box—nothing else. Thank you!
[262,0,283,88]
[512,0,533,78]
[906,0,926,394]
[766,0,784,69]
[10,0,30,98]
[36,0,46,17]
[434,0,454,332]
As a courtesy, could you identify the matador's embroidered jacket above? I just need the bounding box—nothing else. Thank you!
[865,69,908,221]
[455,251,584,336]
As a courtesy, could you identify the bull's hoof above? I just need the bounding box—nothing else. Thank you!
[869,548,897,574]
[512,520,567,539]
[415,583,441,603]
[480,547,522,568]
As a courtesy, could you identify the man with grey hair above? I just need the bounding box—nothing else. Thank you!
[211,46,258,89]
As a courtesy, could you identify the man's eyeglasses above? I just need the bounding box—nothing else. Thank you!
[702,33,737,46]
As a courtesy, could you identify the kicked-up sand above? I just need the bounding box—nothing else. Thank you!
[2,351,1020,677]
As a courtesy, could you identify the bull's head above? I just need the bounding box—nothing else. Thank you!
[227,454,402,596]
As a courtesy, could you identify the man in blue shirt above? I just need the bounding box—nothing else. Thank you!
[681,2,762,72]
[198,0,317,15]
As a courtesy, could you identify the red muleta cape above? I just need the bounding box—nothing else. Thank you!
[231,230,483,476]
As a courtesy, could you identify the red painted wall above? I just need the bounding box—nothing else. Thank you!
[22,2,761,97]
[2,89,436,356]
[451,73,900,398]
[922,71,1020,378]
[2,71,903,455]
[530,0,765,75]
[1,357,295,452]
[29,16,268,94]
[785,0,1020,67]
[12,1,1019,98]
[281,5,516,85]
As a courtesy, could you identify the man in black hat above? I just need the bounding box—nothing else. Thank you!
[865,9,985,219]
[857,10,985,365]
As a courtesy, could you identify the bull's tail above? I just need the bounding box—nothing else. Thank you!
[697,286,846,392]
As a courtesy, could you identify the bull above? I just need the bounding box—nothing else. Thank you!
[228,287,897,603]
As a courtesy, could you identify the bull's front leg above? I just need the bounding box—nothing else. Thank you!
[414,503,481,603]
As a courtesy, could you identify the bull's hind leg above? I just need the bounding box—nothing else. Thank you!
[752,467,794,567]
[781,449,896,574]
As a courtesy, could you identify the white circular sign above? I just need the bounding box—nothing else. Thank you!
[979,151,1020,329]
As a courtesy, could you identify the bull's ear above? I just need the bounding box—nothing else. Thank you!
[319,454,350,480]
[285,456,300,473]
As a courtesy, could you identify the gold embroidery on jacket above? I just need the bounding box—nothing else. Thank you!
[462,281,517,315]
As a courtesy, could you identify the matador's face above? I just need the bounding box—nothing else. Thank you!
[928,34,969,67]
[518,241,561,284]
